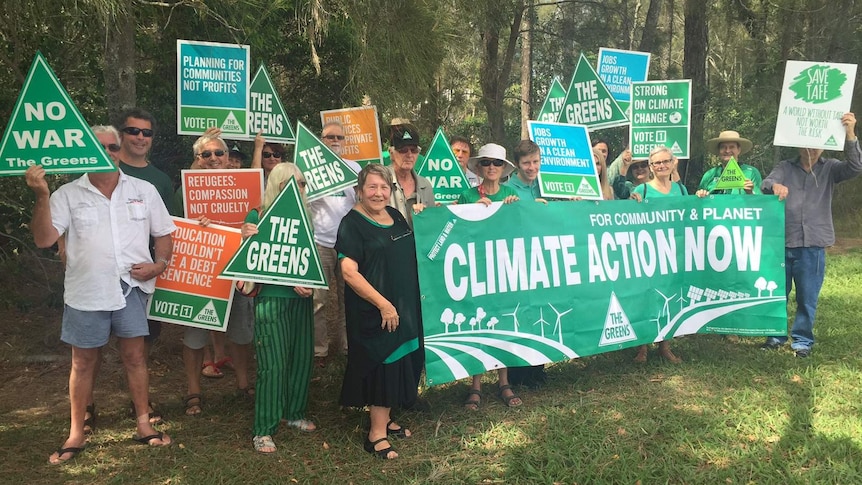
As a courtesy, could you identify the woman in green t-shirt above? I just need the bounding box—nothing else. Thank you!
[456,144,524,409]
[456,143,520,205]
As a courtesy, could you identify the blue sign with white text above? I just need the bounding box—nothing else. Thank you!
[596,48,651,103]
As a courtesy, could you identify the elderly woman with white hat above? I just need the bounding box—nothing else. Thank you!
[456,143,519,206]
[457,143,523,409]
[696,130,763,197]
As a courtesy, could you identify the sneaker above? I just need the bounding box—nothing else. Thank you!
[794,349,810,358]
[760,341,782,350]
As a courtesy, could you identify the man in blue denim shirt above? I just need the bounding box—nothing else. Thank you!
[761,112,861,357]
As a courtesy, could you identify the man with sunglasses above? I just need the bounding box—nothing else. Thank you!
[308,121,361,364]
[385,122,434,228]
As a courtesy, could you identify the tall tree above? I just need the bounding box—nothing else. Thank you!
[682,0,708,187]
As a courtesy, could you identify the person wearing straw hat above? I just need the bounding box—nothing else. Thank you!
[696,130,762,196]
[457,143,519,205]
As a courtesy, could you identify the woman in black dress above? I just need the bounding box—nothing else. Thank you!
[336,163,424,459]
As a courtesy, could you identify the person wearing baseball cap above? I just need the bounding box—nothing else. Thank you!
[696,130,762,196]
[385,122,434,228]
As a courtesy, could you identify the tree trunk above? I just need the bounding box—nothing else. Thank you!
[520,0,533,139]
[479,0,526,143]
[638,0,664,53]
[104,0,136,122]
[682,0,707,188]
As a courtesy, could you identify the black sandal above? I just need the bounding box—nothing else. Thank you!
[83,403,96,434]
[364,436,397,459]
[184,394,203,416]
[129,400,163,424]
[464,389,482,410]
[386,419,411,438]
[498,384,523,407]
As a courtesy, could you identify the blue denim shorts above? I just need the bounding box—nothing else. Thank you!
[61,282,149,348]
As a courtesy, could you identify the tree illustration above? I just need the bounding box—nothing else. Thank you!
[766,280,778,296]
[754,277,767,297]
[486,317,499,330]
[475,307,487,328]
[454,312,466,332]
[468,317,477,331]
[440,308,455,333]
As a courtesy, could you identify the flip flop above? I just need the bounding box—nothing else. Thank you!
[132,431,171,447]
[48,445,85,464]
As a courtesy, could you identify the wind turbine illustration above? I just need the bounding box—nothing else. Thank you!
[676,288,688,313]
[650,312,662,334]
[502,303,521,332]
[548,303,572,345]
[655,289,676,327]
[533,308,551,338]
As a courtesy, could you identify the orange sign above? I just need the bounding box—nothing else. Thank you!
[157,218,242,299]
[182,168,263,227]
[320,105,383,165]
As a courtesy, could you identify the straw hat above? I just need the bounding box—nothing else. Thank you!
[706,130,753,155]
[467,143,515,178]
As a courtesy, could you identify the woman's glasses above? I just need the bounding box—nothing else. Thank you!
[262,152,282,159]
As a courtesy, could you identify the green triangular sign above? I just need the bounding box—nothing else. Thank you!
[713,157,747,191]
[535,77,567,122]
[557,54,629,130]
[249,65,296,143]
[0,52,116,177]
[219,177,327,288]
[575,177,600,197]
[598,292,637,346]
[193,300,222,326]
[824,135,837,147]
[417,127,468,204]
[293,121,358,202]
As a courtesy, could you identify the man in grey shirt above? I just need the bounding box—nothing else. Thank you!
[761,112,861,357]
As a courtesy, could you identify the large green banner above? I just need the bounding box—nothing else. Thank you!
[414,196,787,386]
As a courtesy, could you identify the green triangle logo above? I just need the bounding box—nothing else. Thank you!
[417,127,469,204]
[824,135,837,147]
[192,300,222,326]
[575,176,600,197]
[713,157,747,191]
[557,54,629,130]
[293,121,359,202]
[219,177,327,288]
[221,111,243,133]
[0,52,116,177]
[249,65,296,143]
[535,77,567,122]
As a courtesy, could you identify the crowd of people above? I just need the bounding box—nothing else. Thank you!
[26,107,861,463]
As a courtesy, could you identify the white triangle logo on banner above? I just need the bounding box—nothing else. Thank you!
[598,292,637,346]
[670,141,683,154]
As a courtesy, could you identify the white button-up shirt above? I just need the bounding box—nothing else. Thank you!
[50,171,176,311]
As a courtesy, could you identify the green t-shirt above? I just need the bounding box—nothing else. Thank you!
[638,181,689,199]
[503,175,541,201]
[457,184,519,204]
[120,161,174,212]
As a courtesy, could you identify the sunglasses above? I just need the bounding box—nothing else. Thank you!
[323,134,345,141]
[479,159,506,167]
[396,146,420,155]
[121,127,154,137]
[262,151,282,159]
[198,149,226,159]
[631,162,649,170]
[101,143,121,153]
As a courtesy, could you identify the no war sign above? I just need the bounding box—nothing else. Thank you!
[0,52,115,176]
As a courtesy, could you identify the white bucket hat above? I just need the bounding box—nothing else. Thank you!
[467,143,515,178]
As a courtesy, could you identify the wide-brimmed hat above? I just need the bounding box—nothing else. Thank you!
[467,143,515,178]
[706,130,753,155]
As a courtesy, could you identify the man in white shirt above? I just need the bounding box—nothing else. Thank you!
[311,121,361,363]
[26,125,175,463]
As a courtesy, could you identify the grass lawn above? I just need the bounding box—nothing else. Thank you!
[1,247,861,484]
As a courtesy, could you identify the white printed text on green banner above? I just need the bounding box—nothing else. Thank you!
[630,80,691,159]
[248,64,296,143]
[557,54,628,130]
[292,121,358,202]
[417,127,469,204]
